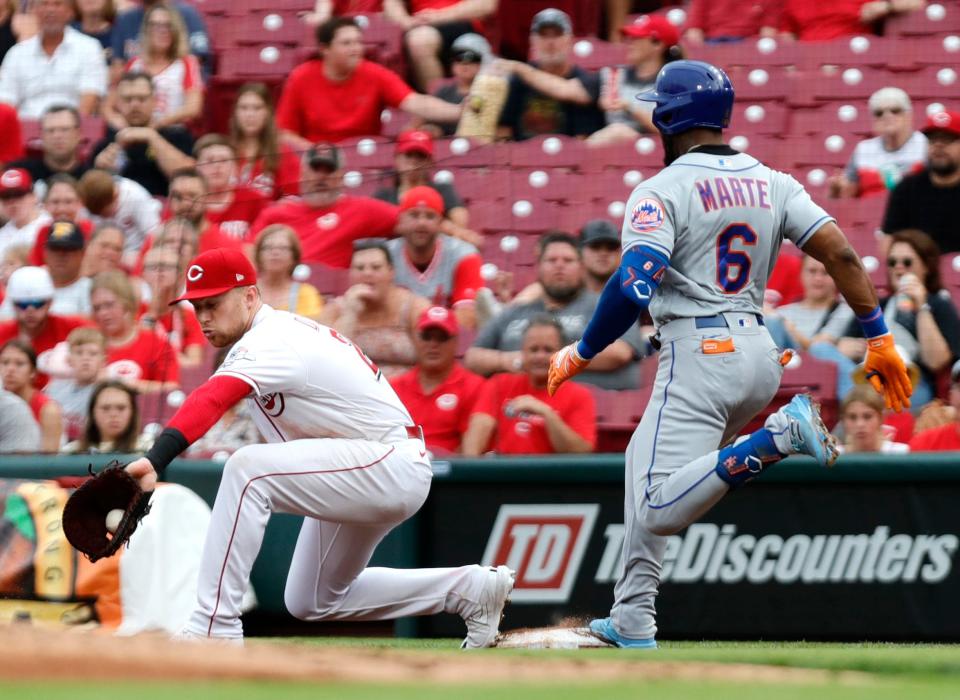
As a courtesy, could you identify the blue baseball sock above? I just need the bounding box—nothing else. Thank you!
[714,429,785,488]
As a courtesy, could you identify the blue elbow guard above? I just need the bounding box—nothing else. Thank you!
[577,246,670,360]
[619,245,669,308]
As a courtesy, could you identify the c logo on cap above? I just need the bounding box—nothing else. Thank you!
[0,170,21,187]
[187,265,204,282]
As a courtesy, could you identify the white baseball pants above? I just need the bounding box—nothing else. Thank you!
[183,436,489,639]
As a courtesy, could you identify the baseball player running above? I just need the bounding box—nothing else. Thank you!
[123,248,514,645]
[548,60,912,648]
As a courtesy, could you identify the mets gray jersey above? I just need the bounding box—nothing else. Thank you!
[621,149,834,326]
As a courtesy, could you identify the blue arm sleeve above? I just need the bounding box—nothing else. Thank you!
[576,245,669,359]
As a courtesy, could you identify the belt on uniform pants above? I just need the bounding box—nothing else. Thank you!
[694,313,765,329]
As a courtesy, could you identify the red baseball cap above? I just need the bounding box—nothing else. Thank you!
[170,248,258,305]
[621,15,680,46]
[0,167,33,197]
[921,110,960,137]
[416,306,459,336]
[399,185,444,214]
[396,130,434,157]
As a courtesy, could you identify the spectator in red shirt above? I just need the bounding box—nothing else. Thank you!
[138,245,204,368]
[0,338,62,451]
[275,17,461,149]
[462,314,596,455]
[194,134,268,247]
[0,265,90,386]
[0,103,23,165]
[383,0,497,92]
[683,0,780,44]
[909,360,960,452]
[250,144,400,267]
[91,269,179,393]
[303,0,384,27]
[773,0,924,41]
[228,82,300,199]
[373,129,481,245]
[385,185,482,329]
[390,305,485,455]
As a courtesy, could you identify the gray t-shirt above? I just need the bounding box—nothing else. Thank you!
[777,301,854,344]
[473,289,646,390]
[0,390,41,452]
[45,379,94,442]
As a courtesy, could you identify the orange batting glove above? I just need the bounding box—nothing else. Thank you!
[548,343,590,396]
[863,333,913,413]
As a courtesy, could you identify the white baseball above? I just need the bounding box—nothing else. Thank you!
[952,255,960,272]
[573,40,593,57]
[542,136,562,155]
[528,170,549,188]
[666,8,686,25]
[756,37,777,54]
[166,390,186,408]
[105,509,124,534]
[748,69,768,86]
[343,170,362,188]
[607,201,625,218]
[824,134,845,152]
[862,255,879,273]
[807,168,827,186]
[622,169,643,187]
[262,13,282,30]
[842,68,862,85]
[849,36,870,53]
[927,3,946,21]
[499,235,519,252]
[259,46,279,64]
[744,104,765,122]
[433,169,453,185]
[512,200,532,217]
[450,137,470,155]
[356,138,376,156]
[943,35,960,52]
[480,262,499,281]
[729,135,749,151]
[635,137,655,154]
[927,102,945,117]
[937,67,957,85]
[292,264,311,282]
[837,104,858,122]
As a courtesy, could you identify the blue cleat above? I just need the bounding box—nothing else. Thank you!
[780,393,839,467]
[588,618,657,649]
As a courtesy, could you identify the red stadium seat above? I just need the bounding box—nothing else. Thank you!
[216,46,300,79]
[506,136,587,168]
[566,38,627,71]
[885,4,960,37]
[307,263,351,298]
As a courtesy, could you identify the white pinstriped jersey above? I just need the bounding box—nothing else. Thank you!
[215,305,413,443]
[621,148,834,327]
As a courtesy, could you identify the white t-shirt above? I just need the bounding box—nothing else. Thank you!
[838,440,910,455]
[0,211,51,258]
[215,305,415,443]
[125,55,203,124]
[0,27,108,119]
[88,177,161,256]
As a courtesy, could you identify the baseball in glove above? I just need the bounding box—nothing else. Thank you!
[62,460,153,562]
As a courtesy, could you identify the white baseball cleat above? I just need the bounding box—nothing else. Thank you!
[461,565,515,649]
[170,627,244,647]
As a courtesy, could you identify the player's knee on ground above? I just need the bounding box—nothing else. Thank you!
[405,25,442,58]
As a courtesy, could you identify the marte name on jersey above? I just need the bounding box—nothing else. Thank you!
[596,523,958,585]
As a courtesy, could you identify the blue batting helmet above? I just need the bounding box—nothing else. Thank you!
[637,60,734,136]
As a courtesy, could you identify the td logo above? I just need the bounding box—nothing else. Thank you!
[482,504,599,603]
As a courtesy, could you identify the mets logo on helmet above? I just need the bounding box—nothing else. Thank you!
[629,197,665,233]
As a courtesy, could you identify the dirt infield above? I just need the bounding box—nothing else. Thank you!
[0,625,867,686]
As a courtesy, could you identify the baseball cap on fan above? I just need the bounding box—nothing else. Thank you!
[6,266,54,302]
[170,248,258,305]
[0,167,32,198]
[921,110,960,138]
[531,8,572,35]
[417,306,459,337]
[306,142,343,171]
[621,14,680,46]
[396,129,434,157]
[451,32,491,62]
[399,185,444,214]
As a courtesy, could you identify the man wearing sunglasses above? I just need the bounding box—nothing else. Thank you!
[882,109,960,254]
[430,33,491,136]
[0,266,91,388]
[250,144,399,268]
[829,87,927,199]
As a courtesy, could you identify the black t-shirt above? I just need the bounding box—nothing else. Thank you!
[6,157,89,187]
[88,126,194,196]
[0,17,15,64]
[432,83,466,137]
[498,64,604,141]
[372,182,464,214]
[882,170,960,253]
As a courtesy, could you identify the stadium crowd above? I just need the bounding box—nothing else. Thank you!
[0,0,959,458]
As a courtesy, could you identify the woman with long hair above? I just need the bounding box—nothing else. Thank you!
[253,224,324,319]
[106,4,203,128]
[0,339,63,451]
[838,384,909,454]
[68,380,147,454]
[71,0,116,52]
[228,82,301,199]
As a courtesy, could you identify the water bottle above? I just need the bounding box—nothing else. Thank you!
[895,273,917,313]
